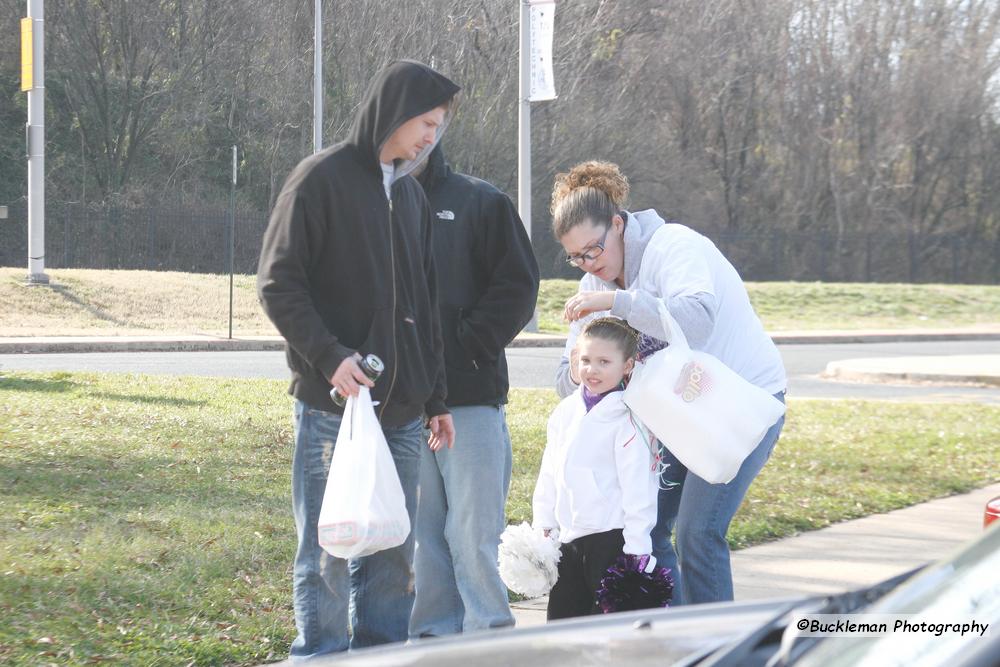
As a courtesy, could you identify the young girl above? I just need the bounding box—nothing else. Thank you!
[532,317,660,620]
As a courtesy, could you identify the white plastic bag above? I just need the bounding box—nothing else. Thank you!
[317,386,410,558]
[623,302,785,484]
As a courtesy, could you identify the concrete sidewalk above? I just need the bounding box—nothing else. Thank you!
[2,325,1000,354]
[511,481,1000,627]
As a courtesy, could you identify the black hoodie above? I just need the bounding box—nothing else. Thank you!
[257,61,460,426]
[417,145,540,406]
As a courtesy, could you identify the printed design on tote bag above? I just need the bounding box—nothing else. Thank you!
[673,361,712,402]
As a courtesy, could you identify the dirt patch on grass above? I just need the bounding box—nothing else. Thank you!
[0,267,277,336]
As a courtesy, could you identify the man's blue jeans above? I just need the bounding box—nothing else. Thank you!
[650,392,786,605]
[289,400,422,660]
[409,405,515,637]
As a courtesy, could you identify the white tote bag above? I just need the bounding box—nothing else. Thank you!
[623,302,785,484]
[317,387,411,558]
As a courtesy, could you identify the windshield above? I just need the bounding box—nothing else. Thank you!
[794,525,1000,666]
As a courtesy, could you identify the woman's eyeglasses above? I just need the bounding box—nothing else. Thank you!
[565,227,610,267]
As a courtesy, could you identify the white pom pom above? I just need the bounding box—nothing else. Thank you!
[498,522,562,598]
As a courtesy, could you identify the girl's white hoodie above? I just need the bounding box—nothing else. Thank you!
[532,388,658,555]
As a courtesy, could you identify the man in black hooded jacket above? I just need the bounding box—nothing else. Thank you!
[408,145,539,637]
[257,61,459,658]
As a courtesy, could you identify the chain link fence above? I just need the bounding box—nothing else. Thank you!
[2,201,999,284]
[0,202,267,275]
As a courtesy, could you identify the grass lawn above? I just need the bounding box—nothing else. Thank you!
[537,279,1000,334]
[3,267,1000,337]
[2,371,999,665]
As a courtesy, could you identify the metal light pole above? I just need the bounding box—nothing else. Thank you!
[313,0,322,153]
[25,0,48,285]
[518,0,537,331]
[518,0,531,243]
[228,146,237,340]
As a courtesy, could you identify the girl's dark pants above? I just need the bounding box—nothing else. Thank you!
[546,529,624,620]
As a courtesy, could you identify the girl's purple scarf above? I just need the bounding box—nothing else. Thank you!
[581,384,625,413]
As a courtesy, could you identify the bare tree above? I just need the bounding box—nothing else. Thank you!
[3,0,999,281]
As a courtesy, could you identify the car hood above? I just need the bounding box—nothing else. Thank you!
[280,598,805,666]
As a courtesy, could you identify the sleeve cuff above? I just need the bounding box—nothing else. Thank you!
[610,289,633,320]
[623,536,653,556]
[317,343,357,383]
[424,398,449,418]
[532,514,557,532]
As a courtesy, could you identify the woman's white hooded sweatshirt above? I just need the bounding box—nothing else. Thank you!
[532,388,658,555]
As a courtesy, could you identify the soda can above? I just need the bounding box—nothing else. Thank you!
[330,354,384,407]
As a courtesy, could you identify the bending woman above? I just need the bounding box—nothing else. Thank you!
[551,160,786,605]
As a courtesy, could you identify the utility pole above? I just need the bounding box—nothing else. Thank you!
[518,0,535,331]
[518,0,532,246]
[313,0,322,153]
[228,146,237,340]
[24,0,48,285]
[519,0,557,332]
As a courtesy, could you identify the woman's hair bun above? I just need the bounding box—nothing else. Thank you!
[551,160,630,213]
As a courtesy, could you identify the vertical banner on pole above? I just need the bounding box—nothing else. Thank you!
[20,18,33,91]
[528,0,557,102]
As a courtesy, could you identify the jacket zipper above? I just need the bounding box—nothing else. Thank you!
[378,195,399,422]
[459,307,479,370]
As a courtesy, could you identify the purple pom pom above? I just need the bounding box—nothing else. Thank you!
[596,554,673,614]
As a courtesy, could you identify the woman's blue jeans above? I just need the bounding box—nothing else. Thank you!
[289,400,422,660]
[650,392,785,605]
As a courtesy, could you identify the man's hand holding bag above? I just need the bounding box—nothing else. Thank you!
[317,387,410,558]
[623,302,785,484]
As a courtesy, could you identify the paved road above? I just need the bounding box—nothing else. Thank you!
[3,340,1000,401]
[779,340,1000,403]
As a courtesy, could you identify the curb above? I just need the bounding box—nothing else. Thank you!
[771,331,1000,345]
[0,337,288,354]
[2,330,1000,355]
[824,357,1000,387]
[0,335,568,354]
[509,335,567,348]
